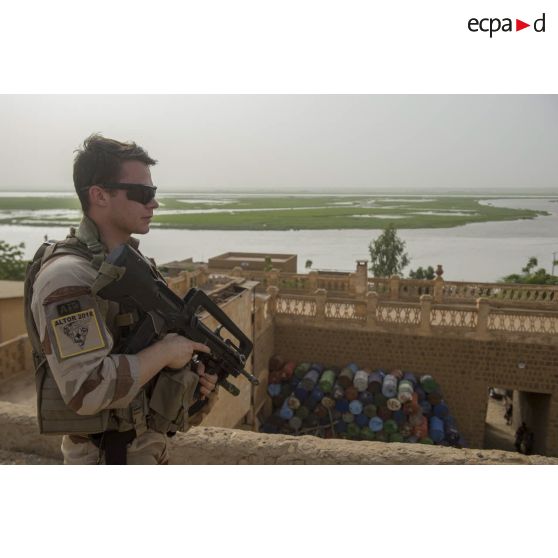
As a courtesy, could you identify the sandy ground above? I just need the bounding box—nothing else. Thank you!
[0,371,35,407]
[0,372,61,464]
[0,449,60,465]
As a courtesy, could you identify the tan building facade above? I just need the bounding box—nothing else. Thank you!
[0,281,26,343]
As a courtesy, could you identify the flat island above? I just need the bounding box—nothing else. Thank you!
[0,195,550,230]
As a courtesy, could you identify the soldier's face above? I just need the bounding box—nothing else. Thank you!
[108,161,159,235]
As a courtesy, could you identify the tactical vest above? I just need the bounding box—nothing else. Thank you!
[23,231,198,437]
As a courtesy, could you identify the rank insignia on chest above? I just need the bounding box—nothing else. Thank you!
[50,308,106,359]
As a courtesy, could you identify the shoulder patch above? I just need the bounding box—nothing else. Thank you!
[57,300,81,316]
[44,286,90,305]
[50,308,106,359]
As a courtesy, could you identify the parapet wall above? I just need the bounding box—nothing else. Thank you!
[219,263,558,306]
[0,335,33,384]
[1,401,555,465]
[0,295,27,343]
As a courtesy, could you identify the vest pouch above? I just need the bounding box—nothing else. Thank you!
[111,389,150,434]
[37,364,110,435]
[148,367,199,435]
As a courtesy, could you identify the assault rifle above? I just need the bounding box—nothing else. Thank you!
[93,244,257,399]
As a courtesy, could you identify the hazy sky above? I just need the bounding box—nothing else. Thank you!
[0,95,556,193]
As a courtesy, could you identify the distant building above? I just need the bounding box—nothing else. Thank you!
[158,257,198,277]
[208,252,297,273]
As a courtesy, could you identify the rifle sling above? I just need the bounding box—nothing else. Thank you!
[89,430,137,465]
[188,399,208,417]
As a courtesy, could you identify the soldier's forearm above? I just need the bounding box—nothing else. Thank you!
[136,341,175,386]
[59,340,184,415]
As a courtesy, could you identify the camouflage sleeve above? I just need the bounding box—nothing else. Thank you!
[31,255,143,415]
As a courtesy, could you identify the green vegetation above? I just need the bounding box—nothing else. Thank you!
[263,256,273,272]
[0,197,80,211]
[368,224,410,277]
[0,194,549,230]
[0,240,28,280]
[500,257,558,285]
[409,266,436,280]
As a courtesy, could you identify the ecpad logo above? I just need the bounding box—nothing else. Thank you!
[468,13,546,38]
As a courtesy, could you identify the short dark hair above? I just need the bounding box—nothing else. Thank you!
[73,134,157,212]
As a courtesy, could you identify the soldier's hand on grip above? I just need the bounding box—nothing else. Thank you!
[162,333,210,370]
[195,360,218,399]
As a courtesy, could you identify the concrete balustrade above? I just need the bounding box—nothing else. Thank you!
[272,288,558,347]
[207,260,558,308]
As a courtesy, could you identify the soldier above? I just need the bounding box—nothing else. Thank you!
[25,134,218,464]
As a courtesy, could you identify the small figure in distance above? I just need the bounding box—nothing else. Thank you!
[504,396,513,425]
[515,421,527,453]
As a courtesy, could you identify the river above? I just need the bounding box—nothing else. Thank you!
[1,197,557,282]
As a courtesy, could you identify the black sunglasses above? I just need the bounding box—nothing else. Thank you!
[100,183,157,205]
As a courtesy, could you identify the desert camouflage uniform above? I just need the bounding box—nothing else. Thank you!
[30,216,216,465]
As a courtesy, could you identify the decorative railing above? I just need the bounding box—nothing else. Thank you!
[279,275,310,291]
[204,264,558,308]
[267,288,558,345]
[441,281,557,304]
[275,294,317,317]
[316,277,350,293]
[430,305,478,329]
[325,299,366,321]
[397,280,434,299]
[487,310,558,335]
[376,302,421,326]
[367,278,390,295]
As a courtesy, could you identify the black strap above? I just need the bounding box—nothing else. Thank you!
[90,430,136,465]
[188,399,208,417]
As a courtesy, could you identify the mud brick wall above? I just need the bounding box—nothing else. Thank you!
[254,323,274,375]
[0,297,26,343]
[253,321,274,413]
[249,294,275,414]
[199,288,254,428]
[0,336,33,384]
[274,323,558,455]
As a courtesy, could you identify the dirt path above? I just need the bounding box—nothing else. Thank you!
[483,397,515,452]
[0,373,61,464]
[0,449,60,465]
[0,371,35,407]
